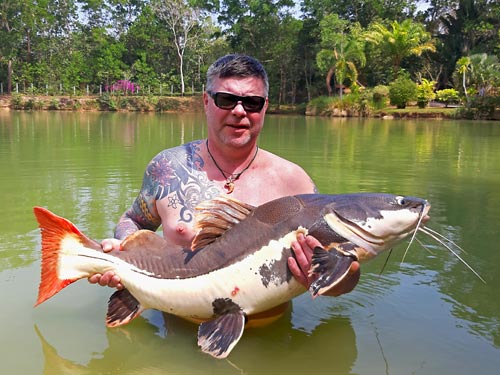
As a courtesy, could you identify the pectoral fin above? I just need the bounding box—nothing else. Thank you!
[192,197,255,251]
[309,247,357,297]
[106,289,143,327]
[197,298,246,359]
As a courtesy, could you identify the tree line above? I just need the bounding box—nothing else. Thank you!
[0,0,498,107]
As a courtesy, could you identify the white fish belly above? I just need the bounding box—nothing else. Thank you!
[59,229,307,320]
[116,230,307,319]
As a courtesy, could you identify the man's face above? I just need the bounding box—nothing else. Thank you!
[204,76,268,148]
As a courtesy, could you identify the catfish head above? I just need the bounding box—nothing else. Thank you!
[317,193,431,262]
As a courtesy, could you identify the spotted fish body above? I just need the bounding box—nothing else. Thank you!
[34,193,430,358]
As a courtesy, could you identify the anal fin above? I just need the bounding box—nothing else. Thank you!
[309,246,356,297]
[197,298,246,359]
[106,289,143,327]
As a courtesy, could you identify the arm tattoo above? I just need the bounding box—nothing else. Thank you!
[115,140,220,238]
[114,193,161,239]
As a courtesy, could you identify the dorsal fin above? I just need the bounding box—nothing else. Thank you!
[191,197,255,251]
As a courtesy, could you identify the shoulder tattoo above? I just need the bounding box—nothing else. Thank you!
[143,141,220,224]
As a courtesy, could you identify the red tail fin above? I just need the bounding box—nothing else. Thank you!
[33,207,100,306]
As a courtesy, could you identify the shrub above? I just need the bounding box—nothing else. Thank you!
[25,97,44,110]
[127,97,153,111]
[105,80,140,95]
[389,76,417,109]
[48,98,60,110]
[458,95,499,119]
[156,97,180,112]
[416,79,436,108]
[97,93,117,111]
[306,96,336,115]
[372,85,389,109]
[70,99,82,110]
[435,88,460,107]
[10,94,24,109]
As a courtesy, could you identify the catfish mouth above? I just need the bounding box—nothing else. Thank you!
[335,214,386,246]
[337,213,430,246]
[341,204,430,245]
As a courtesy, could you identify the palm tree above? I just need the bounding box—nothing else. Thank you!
[365,19,436,77]
[316,14,366,98]
[456,56,471,101]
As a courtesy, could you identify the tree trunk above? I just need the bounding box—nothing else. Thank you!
[179,54,185,96]
[326,67,334,96]
[303,61,311,102]
[7,59,12,94]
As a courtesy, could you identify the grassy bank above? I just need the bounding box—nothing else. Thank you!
[0,94,205,113]
[305,94,499,120]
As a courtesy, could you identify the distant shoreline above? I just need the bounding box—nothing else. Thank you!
[1,94,498,120]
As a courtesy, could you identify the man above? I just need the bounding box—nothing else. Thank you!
[90,54,360,325]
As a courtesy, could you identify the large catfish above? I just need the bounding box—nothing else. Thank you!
[34,193,430,358]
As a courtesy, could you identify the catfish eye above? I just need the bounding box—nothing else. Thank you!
[396,196,406,206]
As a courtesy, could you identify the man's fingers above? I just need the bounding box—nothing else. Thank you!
[88,273,101,284]
[348,261,360,275]
[291,238,309,272]
[98,272,113,286]
[88,271,123,290]
[303,234,321,250]
[101,238,122,252]
[287,257,308,287]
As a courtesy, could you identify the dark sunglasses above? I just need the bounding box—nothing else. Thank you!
[207,91,266,113]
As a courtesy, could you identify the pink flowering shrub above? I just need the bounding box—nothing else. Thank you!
[105,80,139,94]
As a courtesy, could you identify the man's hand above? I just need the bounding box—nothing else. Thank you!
[87,239,124,290]
[288,233,360,297]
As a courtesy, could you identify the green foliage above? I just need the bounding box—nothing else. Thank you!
[389,75,417,108]
[364,19,436,78]
[462,54,499,96]
[416,79,436,108]
[316,14,365,96]
[132,53,159,89]
[435,89,460,107]
[156,97,181,111]
[48,98,60,110]
[0,0,498,108]
[25,97,44,110]
[301,0,417,27]
[434,0,500,89]
[120,97,153,111]
[10,94,24,109]
[371,85,390,109]
[306,93,373,117]
[458,95,500,120]
[97,93,118,111]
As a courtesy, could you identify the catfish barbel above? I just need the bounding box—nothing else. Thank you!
[34,193,430,359]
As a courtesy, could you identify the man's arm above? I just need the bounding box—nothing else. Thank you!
[90,157,164,288]
[100,194,161,252]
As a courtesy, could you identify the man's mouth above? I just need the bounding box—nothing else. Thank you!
[226,124,249,130]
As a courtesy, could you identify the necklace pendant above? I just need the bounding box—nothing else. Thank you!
[224,181,235,194]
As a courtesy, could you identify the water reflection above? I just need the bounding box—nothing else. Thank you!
[36,306,358,374]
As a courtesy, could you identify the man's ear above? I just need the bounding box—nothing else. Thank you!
[203,91,209,109]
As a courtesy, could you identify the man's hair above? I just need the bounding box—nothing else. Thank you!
[206,54,269,96]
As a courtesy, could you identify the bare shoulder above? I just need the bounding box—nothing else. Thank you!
[260,148,310,175]
[260,149,317,194]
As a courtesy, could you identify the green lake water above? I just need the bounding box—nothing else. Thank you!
[1,111,499,374]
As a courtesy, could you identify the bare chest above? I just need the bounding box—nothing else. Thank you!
[156,173,290,248]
